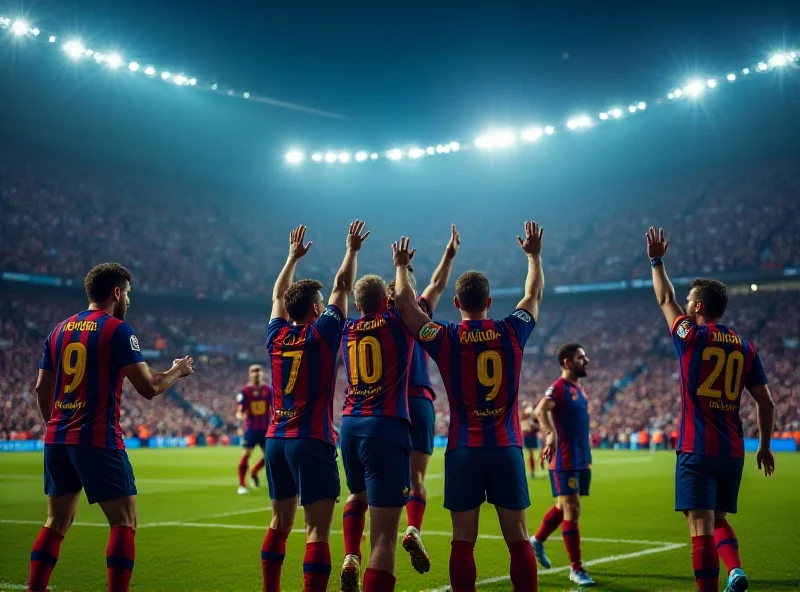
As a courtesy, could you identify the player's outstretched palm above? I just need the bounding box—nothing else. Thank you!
[646,226,670,259]
[346,219,371,252]
[173,356,194,377]
[288,225,312,261]
[392,236,416,268]
[445,224,461,259]
[757,447,775,477]
[517,221,544,256]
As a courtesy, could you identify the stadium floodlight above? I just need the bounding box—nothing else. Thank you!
[668,92,675,100]
[426,146,435,155]
[173,74,188,86]
[768,53,788,67]
[637,101,646,110]
[408,147,426,159]
[791,52,798,60]
[449,141,460,151]
[628,105,637,113]
[11,20,29,36]
[599,112,609,121]
[31,28,39,36]
[48,35,56,43]
[370,153,379,160]
[243,92,251,99]
[674,89,683,98]
[325,152,337,163]
[285,150,304,164]
[706,78,717,88]
[128,61,140,72]
[476,130,515,149]
[684,80,704,97]
[611,108,623,119]
[63,40,85,60]
[742,68,750,75]
[311,153,323,162]
[522,127,543,141]
[474,135,492,148]
[756,62,768,71]
[727,73,736,82]
[106,54,123,69]
[751,284,758,292]
[387,148,403,160]
[211,83,218,90]
[188,78,197,86]
[436,144,445,154]
[338,152,350,163]
[355,151,368,162]
[544,126,555,135]
[161,71,171,80]
[144,66,156,76]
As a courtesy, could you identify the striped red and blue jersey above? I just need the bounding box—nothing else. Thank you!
[266,305,344,445]
[416,308,536,450]
[408,297,436,401]
[672,315,767,458]
[341,306,415,422]
[236,384,273,432]
[546,377,592,471]
[38,310,145,449]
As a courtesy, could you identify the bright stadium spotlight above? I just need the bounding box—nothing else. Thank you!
[48,35,56,43]
[674,88,683,98]
[188,78,197,86]
[161,71,171,80]
[128,61,140,72]
[522,127,543,141]
[756,61,768,71]
[211,83,218,90]
[637,101,646,110]
[325,152,337,163]
[11,20,29,36]
[751,283,758,292]
[408,147,426,159]
[599,112,609,120]
[684,80,704,97]
[449,141,460,151]
[243,92,251,99]
[106,54,123,69]
[370,153,379,160]
[436,144,445,154]
[63,40,85,60]
[285,150,304,164]
[338,152,351,163]
[474,135,492,148]
[707,78,717,88]
[387,148,403,160]
[769,53,788,67]
[494,130,515,147]
[544,126,555,135]
[727,73,736,82]
[611,108,623,118]
[426,146,435,155]
[312,153,323,162]
[144,66,156,76]
[355,151,368,162]
[31,28,40,36]
[668,92,675,100]
[628,105,637,113]
[173,74,188,86]
[742,67,750,75]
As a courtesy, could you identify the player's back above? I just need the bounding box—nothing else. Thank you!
[239,384,273,431]
[672,316,767,458]
[408,297,436,400]
[417,309,535,449]
[266,305,344,444]
[42,309,141,449]
[341,305,415,421]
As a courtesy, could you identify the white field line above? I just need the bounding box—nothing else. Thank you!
[424,542,686,592]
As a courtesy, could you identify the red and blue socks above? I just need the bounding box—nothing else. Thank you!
[714,519,742,572]
[534,506,564,542]
[302,541,331,592]
[691,535,720,592]
[449,540,477,592]
[28,526,64,592]
[364,567,396,592]
[261,528,288,592]
[343,499,367,560]
[406,490,427,531]
[509,540,538,592]
[562,520,582,571]
[238,457,249,487]
[106,525,136,592]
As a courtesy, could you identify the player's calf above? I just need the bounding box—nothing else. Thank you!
[99,496,138,592]
[362,506,403,592]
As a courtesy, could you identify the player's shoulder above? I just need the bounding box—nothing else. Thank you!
[545,377,565,396]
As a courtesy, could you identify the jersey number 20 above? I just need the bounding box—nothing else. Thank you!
[697,346,745,401]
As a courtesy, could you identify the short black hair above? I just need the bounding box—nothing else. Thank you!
[556,343,584,369]
[691,278,728,320]
[284,279,324,322]
[84,263,132,303]
[455,271,490,312]
[354,275,387,315]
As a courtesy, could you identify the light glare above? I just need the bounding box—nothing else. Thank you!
[370,153,379,160]
[684,80,704,97]
[756,62,768,71]
[449,141,461,151]
[129,61,140,72]
[48,36,56,43]
[637,101,646,110]
[408,147,425,159]
[544,126,555,135]
[325,152,337,163]
[522,127,543,141]
[285,150,304,164]
[727,73,736,82]
[387,148,403,160]
[599,113,609,120]
[611,108,623,118]
[144,66,156,76]
[706,78,717,88]
[355,151,368,162]
[161,71,171,80]
[312,153,323,162]
[106,54,123,69]
[64,40,85,60]
[11,20,29,36]
[338,152,350,163]
[768,53,788,67]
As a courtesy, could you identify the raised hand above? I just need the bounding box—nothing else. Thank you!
[517,220,544,256]
[288,225,312,261]
[445,224,461,259]
[346,220,371,252]
[392,236,416,268]
[172,356,195,378]
[646,226,670,259]
[756,447,775,477]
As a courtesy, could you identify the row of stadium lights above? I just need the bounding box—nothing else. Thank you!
[286,50,798,165]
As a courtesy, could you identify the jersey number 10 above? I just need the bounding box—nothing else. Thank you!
[347,336,383,385]
[697,346,745,402]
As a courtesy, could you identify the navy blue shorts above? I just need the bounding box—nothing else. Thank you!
[444,447,530,512]
[675,452,744,514]
[549,469,591,497]
[523,434,539,449]
[340,431,411,508]
[265,438,340,506]
[409,397,435,455]
[44,444,137,505]
[242,429,267,450]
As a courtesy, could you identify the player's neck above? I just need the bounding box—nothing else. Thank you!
[695,314,720,327]
[561,372,580,385]
[460,311,488,321]
[249,381,261,387]
[88,302,115,316]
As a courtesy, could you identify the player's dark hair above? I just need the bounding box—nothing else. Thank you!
[557,343,584,369]
[691,278,728,320]
[284,279,324,322]
[354,275,387,315]
[84,263,132,303]
[455,271,490,312]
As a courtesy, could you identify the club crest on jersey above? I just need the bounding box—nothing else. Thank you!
[418,322,441,342]
[512,309,532,323]
[676,319,691,339]
[130,335,140,352]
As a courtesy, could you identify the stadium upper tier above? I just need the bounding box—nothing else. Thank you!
[1,156,798,298]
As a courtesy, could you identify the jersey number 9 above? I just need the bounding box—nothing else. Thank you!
[62,342,87,394]
[477,350,503,402]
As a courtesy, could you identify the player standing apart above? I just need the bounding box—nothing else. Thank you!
[236,364,273,494]
[646,227,775,592]
[521,404,539,479]
[530,343,595,587]
[262,222,369,592]
[28,263,194,592]
[393,221,544,592]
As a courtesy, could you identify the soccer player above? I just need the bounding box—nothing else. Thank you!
[521,404,539,479]
[263,221,369,592]
[236,364,273,494]
[530,343,595,587]
[338,271,416,592]
[646,226,776,592]
[384,224,461,574]
[392,221,544,592]
[28,263,195,592]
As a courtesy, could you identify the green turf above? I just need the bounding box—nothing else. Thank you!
[0,448,798,591]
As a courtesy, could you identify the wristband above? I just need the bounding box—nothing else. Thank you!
[650,257,663,268]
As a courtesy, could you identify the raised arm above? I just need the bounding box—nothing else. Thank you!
[420,224,460,309]
[328,220,370,314]
[123,356,194,401]
[646,227,684,329]
[515,221,545,319]
[271,225,313,321]
[393,237,432,336]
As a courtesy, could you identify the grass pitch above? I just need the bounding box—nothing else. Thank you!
[0,448,797,591]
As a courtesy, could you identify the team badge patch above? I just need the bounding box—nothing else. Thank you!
[130,335,140,352]
[568,477,578,489]
[322,307,342,322]
[676,319,691,339]
[418,322,441,342]
[512,309,532,323]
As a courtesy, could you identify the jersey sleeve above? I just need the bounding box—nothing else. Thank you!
[502,309,536,347]
[545,381,565,407]
[38,333,54,371]
[313,305,346,347]
[415,320,449,361]
[267,317,289,349]
[671,315,700,354]
[418,296,433,318]
[744,345,768,389]
[112,323,147,368]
